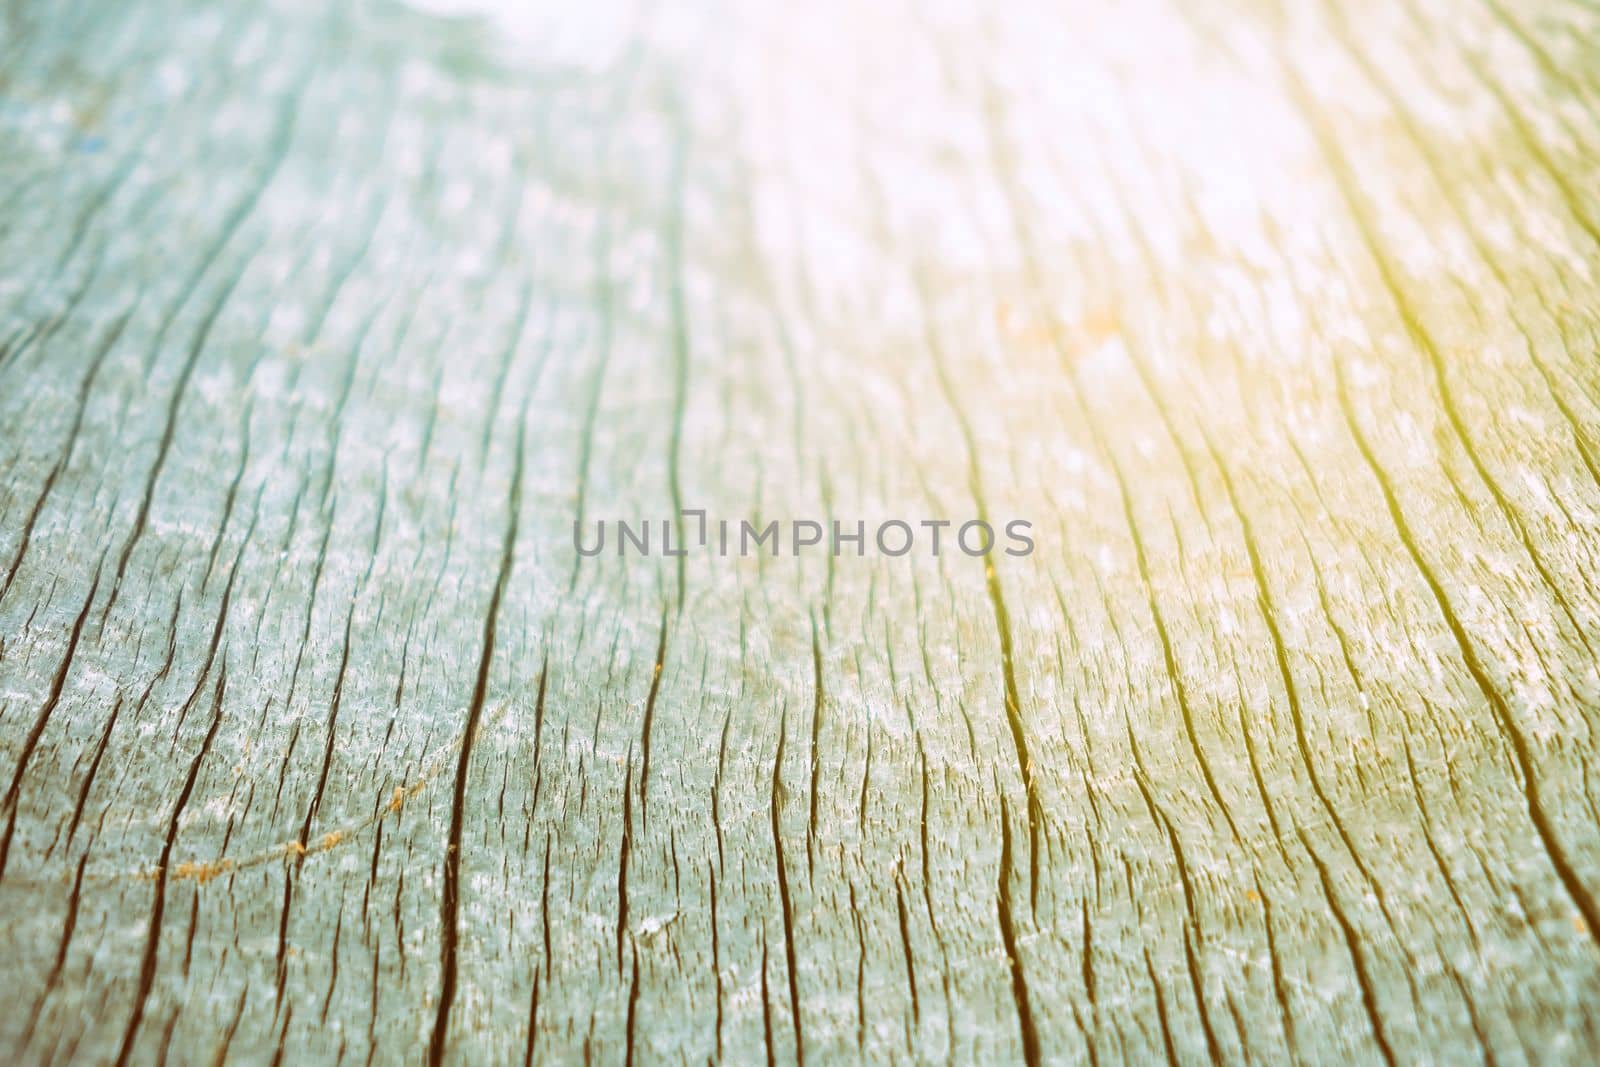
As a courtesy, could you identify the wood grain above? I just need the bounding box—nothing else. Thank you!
[4,0,1600,1061]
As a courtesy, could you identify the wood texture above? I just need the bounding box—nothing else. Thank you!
[4,0,1600,1062]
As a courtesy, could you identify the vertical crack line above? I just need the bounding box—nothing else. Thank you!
[1298,827,1399,1067]
[806,616,824,880]
[893,871,921,1026]
[996,798,1042,1067]
[521,971,540,1067]
[0,561,103,881]
[19,851,88,1053]
[617,746,634,972]
[298,604,356,849]
[915,271,1045,909]
[114,665,229,1067]
[637,610,669,832]
[624,941,641,1067]
[426,410,526,1067]
[769,705,805,1066]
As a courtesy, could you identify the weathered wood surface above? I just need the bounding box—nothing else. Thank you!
[5,0,1600,1061]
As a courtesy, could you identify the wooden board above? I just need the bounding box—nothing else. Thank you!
[4,0,1600,1061]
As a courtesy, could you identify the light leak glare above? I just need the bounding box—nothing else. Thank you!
[398,0,1335,303]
